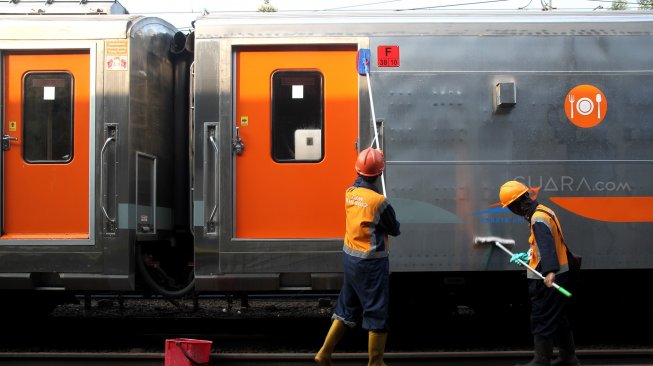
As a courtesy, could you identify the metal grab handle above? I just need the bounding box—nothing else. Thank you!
[100,135,116,223]
[207,133,219,225]
[188,61,196,236]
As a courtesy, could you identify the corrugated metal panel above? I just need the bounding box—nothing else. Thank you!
[194,11,653,38]
[0,0,126,15]
[0,15,141,40]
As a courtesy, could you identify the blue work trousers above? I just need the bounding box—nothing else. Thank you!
[333,252,390,332]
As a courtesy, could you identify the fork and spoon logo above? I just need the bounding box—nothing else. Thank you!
[564,85,607,128]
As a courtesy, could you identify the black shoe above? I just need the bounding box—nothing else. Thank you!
[553,328,579,366]
[516,335,553,366]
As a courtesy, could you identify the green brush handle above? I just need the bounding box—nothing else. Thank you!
[553,283,572,298]
[491,241,573,298]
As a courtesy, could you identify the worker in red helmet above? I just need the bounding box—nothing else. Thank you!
[499,180,581,366]
[315,147,400,366]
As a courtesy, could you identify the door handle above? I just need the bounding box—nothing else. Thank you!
[2,134,18,151]
[232,127,244,155]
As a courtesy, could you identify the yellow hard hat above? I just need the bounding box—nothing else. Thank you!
[499,180,529,208]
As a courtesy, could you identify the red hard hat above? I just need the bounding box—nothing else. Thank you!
[355,147,385,177]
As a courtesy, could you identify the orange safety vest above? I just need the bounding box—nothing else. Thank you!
[527,204,570,279]
[343,185,390,259]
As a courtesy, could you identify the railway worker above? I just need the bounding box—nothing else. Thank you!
[499,180,581,366]
[315,147,401,366]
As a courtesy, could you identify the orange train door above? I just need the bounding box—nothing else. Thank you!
[2,53,90,239]
[235,48,358,238]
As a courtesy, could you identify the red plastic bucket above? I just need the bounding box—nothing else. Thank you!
[164,338,212,366]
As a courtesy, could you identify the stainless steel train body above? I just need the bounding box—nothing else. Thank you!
[191,12,653,294]
[1,11,652,313]
[0,15,189,307]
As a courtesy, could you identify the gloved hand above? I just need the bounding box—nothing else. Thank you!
[510,252,529,265]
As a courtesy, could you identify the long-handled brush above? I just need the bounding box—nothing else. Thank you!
[474,236,572,298]
[357,48,386,197]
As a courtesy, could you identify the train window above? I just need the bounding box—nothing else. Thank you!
[22,72,74,163]
[271,70,324,162]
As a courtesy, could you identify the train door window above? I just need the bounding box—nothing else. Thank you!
[271,70,324,162]
[23,72,74,163]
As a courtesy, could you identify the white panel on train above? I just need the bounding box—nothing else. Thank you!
[294,129,322,161]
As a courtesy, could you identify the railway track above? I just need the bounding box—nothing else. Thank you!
[2,294,651,366]
[1,349,653,366]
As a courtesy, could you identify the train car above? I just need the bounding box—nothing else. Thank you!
[0,14,192,313]
[189,11,653,313]
[2,10,653,318]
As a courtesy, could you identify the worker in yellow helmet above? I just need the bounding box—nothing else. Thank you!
[315,147,401,366]
[499,180,580,366]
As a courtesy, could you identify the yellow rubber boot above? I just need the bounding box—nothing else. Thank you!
[368,331,388,366]
[315,319,347,366]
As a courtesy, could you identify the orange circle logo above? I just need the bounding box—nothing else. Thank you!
[564,85,607,128]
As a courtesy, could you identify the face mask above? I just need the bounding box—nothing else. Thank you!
[507,200,525,216]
